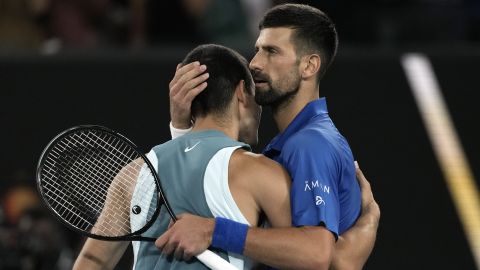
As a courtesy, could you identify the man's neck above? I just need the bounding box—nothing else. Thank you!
[273,85,319,132]
[192,115,239,141]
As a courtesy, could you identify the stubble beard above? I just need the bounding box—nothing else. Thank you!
[255,76,301,113]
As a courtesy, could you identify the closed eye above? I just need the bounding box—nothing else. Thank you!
[267,47,277,54]
[254,45,280,54]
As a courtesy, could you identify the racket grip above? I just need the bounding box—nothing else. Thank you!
[196,250,239,270]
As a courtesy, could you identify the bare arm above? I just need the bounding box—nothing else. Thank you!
[73,181,129,270]
[74,160,145,269]
[330,163,380,270]
[155,150,293,259]
[244,226,335,270]
[157,218,335,270]
[228,151,335,269]
[74,239,129,270]
[228,150,292,228]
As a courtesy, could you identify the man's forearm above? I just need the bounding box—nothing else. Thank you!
[74,252,109,270]
[330,202,380,270]
[243,226,335,270]
[73,238,129,270]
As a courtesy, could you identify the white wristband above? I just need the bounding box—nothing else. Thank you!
[170,122,192,139]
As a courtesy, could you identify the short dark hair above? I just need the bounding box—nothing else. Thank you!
[259,4,338,79]
[182,44,254,118]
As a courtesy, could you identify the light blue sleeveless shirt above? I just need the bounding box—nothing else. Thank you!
[134,130,250,270]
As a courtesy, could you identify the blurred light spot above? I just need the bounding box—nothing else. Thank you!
[402,53,480,268]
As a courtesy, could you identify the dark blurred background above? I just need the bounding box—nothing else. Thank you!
[1,0,479,269]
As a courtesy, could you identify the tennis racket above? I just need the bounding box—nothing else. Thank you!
[36,125,238,270]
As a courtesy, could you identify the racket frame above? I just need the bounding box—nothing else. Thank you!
[36,125,176,242]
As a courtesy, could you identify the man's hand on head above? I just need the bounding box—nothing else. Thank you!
[169,62,209,129]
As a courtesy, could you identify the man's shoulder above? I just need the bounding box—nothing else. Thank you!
[230,149,284,169]
[230,149,287,180]
[283,126,338,155]
[228,149,291,206]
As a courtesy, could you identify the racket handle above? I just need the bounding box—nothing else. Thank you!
[196,250,239,270]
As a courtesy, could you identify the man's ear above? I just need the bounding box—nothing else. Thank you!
[301,54,321,79]
[235,80,247,105]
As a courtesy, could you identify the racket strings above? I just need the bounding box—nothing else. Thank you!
[74,131,142,235]
[55,133,136,197]
[48,147,108,209]
[41,179,95,228]
[48,133,128,214]
[42,132,127,231]
[40,129,158,237]
[42,157,101,228]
